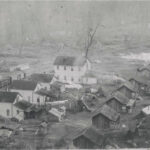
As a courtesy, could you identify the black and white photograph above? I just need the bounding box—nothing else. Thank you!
[0,0,150,149]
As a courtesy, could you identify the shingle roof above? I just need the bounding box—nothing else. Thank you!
[74,127,105,146]
[92,104,120,122]
[53,56,86,66]
[117,81,136,92]
[14,101,31,111]
[0,91,19,103]
[106,91,129,105]
[12,80,37,91]
[29,73,53,83]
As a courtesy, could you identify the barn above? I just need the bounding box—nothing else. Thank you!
[105,91,129,113]
[92,104,120,129]
[73,127,106,149]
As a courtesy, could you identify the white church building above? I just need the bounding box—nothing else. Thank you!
[53,56,97,85]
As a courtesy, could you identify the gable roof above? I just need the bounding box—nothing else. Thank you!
[137,64,150,72]
[53,56,87,66]
[29,73,53,83]
[106,91,129,105]
[117,81,136,92]
[92,104,120,122]
[12,80,37,91]
[14,101,31,111]
[0,91,19,103]
[74,127,105,146]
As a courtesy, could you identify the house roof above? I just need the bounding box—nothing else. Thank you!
[116,81,136,93]
[137,64,150,72]
[74,127,105,146]
[14,101,31,111]
[92,104,120,122]
[29,73,53,83]
[106,91,129,105]
[11,80,37,91]
[0,91,19,103]
[129,76,150,86]
[53,56,87,66]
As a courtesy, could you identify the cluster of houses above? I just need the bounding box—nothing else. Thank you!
[0,55,150,148]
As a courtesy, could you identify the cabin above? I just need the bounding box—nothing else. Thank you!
[11,80,46,105]
[53,56,91,84]
[105,91,129,113]
[92,104,120,129]
[29,73,53,90]
[0,91,25,121]
[73,127,106,149]
[129,76,150,95]
[137,64,150,78]
[115,82,136,99]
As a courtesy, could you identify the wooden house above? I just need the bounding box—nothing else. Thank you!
[0,91,25,121]
[92,104,120,129]
[11,80,46,105]
[105,91,129,113]
[129,76,150,95]
[73,127,106,149]
[114,82,136,99]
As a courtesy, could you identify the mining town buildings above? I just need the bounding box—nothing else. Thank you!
[73,127,106,149]
[11,80,46,105]
[92,104,120,129]
[114,82,136,99]
[105,91,129,113]
[129,76,150,95]
[53,56,91,84]
[0,91,25,121]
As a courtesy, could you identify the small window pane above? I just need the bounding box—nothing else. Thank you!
[57,66,59,69]
[64,66,66,70]
[6,109,10,116]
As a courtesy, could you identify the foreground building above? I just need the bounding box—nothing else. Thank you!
[92,104,120,129]
[53,56,91,84]
[73,127,106,149]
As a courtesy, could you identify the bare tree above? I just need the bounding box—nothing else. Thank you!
[85,23,99,58]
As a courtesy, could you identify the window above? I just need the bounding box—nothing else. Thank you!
[71,77,74,81]
[37,98,40,103]
[78,67,80,71]
[57,66,59,70]
[86,78,88,82]
[71,67,73,71]
[57,75,59,80]
[6,109,10,116]
[64,66,66,70]
[64,76,67,80]
[17,110,20,114]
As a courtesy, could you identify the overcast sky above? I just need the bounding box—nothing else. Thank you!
[0,1,150,46]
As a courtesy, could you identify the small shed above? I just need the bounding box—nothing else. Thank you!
[92,104,120,129]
